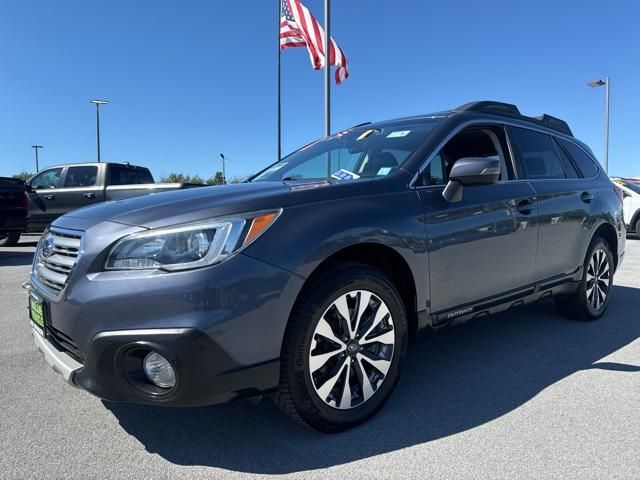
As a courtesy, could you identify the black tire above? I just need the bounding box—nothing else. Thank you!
[554,236,614,321]
[635,217,640,239]
[275,263,408,432]
[0,233,20,247]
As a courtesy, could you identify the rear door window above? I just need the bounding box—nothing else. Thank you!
[64,166,98,187]
[557,139,600,178]
[509,127,566,180]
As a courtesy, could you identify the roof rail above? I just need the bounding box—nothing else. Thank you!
[454,100,573,136]
[531,114,573,136]
[455,101,521,117]
[348,121,372,129]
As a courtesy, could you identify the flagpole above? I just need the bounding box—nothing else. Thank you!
[277,0,282,161]
[323,0,331,138]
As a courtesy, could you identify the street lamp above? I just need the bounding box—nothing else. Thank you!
[587,77,610,174]
[31,144,43,172]
[90,99,109,162]
[219,153,229,185]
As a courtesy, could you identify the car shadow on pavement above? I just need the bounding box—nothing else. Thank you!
[0,251,35,267]
[105,285,640,474]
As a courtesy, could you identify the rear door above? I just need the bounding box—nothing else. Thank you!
[27,167,65,231]
[416,124,539,318]
[508,126,596,282]
[55,165,105,214]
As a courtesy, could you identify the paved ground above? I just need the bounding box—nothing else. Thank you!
[1,235,639,479]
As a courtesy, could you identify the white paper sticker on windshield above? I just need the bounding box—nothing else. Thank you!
[387,130,411,138]
[331,169,361,181]
[377,167,392,176]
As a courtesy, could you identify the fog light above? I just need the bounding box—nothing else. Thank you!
[143,352,176,389]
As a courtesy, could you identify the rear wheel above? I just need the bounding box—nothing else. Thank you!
[554,236,614,321]
[275,263,407,432]
[0,233,20,247]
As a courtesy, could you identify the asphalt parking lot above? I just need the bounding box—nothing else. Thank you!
[1,235,639,479]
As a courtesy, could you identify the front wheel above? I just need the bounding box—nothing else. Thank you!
[275,264,407,432]
[555,236,614,321]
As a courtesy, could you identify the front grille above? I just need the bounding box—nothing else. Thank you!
[46,323,86,364]
[34,227,83,295]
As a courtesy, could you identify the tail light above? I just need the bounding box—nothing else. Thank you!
[23,185,29,209]
[613,184,624,204]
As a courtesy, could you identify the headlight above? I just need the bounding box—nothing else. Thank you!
[105,209,281,271]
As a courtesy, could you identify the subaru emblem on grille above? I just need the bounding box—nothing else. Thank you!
[41,234,55,258]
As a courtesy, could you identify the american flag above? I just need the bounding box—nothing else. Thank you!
[279,0,349,84]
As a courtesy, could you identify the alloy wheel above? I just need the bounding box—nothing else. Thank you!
[586,248,610,311]
[308,290,395,410]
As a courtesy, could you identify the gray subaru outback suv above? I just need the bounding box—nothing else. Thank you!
[28,101,625,431]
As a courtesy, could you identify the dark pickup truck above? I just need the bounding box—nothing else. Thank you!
[0,177,29,246]
[1,162,201,246]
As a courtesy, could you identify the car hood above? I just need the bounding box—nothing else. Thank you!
[62,182,293,229]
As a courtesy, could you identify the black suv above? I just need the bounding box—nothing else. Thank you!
[29,101,625,432]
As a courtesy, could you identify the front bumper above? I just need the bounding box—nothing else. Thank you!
[32,328,82,385]
[32,325,282,406]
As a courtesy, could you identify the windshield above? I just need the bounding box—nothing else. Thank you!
[251,120,442,182]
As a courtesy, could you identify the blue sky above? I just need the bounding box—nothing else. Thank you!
[1,0,638,179]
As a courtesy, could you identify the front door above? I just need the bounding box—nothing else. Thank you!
[414,124,539,319]
[27,167,65,232]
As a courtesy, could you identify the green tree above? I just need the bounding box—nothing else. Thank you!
[160,173,190,183]
[206,171,225,185]
[189,175,205,185]
[13,171,34,182]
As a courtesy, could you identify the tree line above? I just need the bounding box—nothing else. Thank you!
[9,171,253,184]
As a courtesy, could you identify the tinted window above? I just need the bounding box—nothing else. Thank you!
[109,165,154,185]
[552,139,580,178]
[31,168,63,189]
[558,139,600,178]
[510,127,565,179]
[64,166,97,187]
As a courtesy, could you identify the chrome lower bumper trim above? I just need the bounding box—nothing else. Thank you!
[32,329,82,385]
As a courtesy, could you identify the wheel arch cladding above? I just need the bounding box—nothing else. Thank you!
[285,242,419,344]
[593,222,618,270]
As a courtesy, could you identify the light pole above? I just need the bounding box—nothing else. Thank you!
[219,153,228,185]
[587,78,610,174]
[31,144,43,172]
[90,99,109,162]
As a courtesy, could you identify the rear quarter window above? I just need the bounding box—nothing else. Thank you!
[557,139,600,178]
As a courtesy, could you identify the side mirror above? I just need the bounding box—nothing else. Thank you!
[442,157,501,203]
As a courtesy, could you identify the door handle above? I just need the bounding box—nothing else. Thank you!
[516,198,536,215]
[581,192,594,203]
[84,193,96,199]
[44,194,55,201]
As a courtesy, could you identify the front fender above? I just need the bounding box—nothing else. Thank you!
[242,188,428,311]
